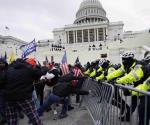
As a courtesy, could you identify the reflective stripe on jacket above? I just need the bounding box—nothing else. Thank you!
[97,66,103,72]
[96,73,104,81]
[106,65,125,81]
[90,69,96,78]
[116,64,144,84]
[107,67,116,75]
[84,69,90,76]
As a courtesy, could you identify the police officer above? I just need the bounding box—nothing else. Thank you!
[106,51,137,81]
[89,59,100,79]
[84,61,94,76]
[117,52,150,125]
[95,59,111,81]
[106,51,138,121]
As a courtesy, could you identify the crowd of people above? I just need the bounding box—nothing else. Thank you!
[0,57,89,125]
[0,50,150,125]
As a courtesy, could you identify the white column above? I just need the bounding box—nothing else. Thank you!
[65,32,67,44]
[67,31,70,44]
[82,30,84,43]
[66,32,68,44]
[103,28,105,41]
[90,18,91,23]
[73,31,75,44]
[83,19,85,24]
[94,29,96,41]
[76,31,78,43]
[88,29,90,42]
[105,27,108,40]
[97,28,99,41]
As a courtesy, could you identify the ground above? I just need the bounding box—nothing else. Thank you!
[19,103,94,125]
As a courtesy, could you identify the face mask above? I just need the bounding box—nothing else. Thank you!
[122,58,134,69]
[102,62,109,69]
[122,59,128,67]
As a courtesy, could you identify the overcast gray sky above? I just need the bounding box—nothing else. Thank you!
[0,0,150,42]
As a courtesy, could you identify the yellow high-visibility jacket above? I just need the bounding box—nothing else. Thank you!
[106,62,137,82]
[84,69,90,76]
[107,67,116,75]
[106,65,125,81]
[116,64,144,85]
[97,66,103,72]
[90,66,103,78]
[132,76,150,96]
[96,73,104,81]
[96,66,115,81]
[89,69,96,78]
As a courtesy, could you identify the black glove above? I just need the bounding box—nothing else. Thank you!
[98,81,102,84]
[123,89,131,96]
[109,81,115,85]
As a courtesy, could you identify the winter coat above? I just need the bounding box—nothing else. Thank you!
[53,74,88,97]
[4,60,45,101]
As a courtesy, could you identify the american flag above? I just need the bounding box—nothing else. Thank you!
[20,39,36,59]
[60,51,69,75]
[73,67,84,77]
[72,66,84,86]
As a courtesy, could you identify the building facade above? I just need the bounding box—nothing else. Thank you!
[53,0,124,45]
[0,35,27,46]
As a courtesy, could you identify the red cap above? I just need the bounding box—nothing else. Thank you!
[26,58,37,67]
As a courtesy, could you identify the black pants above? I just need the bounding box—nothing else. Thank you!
[76,78,85,103]
[0,93,5,122]
[138,96,150,125]
[131,95,137,113]
[112,86,130,115]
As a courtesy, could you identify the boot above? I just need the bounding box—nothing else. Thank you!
[68,105,74,111]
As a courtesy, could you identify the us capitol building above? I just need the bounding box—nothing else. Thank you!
[53,0,124,45]
[51,0,150,64]
[0,0,150,64]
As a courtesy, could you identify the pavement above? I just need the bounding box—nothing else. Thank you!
[18,103,94,125]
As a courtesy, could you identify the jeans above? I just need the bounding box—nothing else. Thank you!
[43,85,53,100]
[37,93,68,116]
[32,89,40,109]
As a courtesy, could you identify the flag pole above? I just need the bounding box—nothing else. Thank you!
[4,26,10,36]
[34,38,37,59]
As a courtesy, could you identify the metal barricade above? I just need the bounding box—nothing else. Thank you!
[81,78,114,125]
[109,84,150,125]
[81,79,150,125]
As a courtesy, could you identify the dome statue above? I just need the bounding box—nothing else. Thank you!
[74,0,109,24]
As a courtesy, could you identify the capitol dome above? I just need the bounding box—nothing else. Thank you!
[74,0,108,24]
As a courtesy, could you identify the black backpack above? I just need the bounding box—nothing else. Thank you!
[53,82,72,97]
